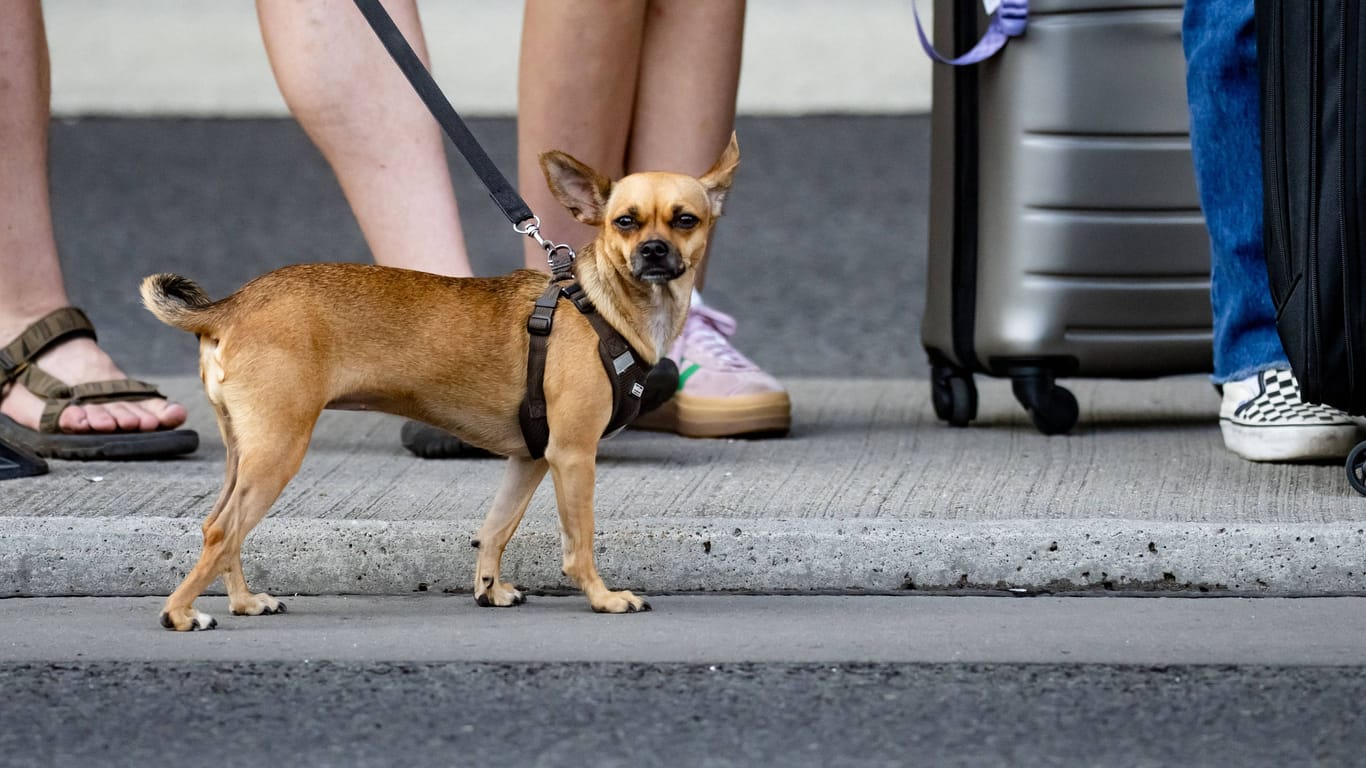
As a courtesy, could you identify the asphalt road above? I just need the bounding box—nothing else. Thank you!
[3,660,1360,768]
[2,596,1364,767]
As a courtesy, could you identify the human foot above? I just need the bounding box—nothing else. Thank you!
[1,335,186,433]
[0,308,195,459]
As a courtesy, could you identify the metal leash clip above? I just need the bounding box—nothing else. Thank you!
[514,216,576,276]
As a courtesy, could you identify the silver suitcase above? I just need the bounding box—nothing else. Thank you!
[921,0,1212,434]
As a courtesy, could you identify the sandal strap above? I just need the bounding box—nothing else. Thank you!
[0,308,163,435]
[35,378,164,434]
[0,308,96,386]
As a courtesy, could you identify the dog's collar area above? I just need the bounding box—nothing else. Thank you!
[519,278,650,460]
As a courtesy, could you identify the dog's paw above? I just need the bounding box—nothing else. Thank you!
[230,592,287,617]
[475,581,526,608]
[590,590,651,614]
[160,608,218,632]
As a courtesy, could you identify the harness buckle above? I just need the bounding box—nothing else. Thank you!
[562,282,593,312]
[527,313,553,336]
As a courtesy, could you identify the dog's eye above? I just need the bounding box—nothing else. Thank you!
[613,215,637,230]
[673,214,700,230]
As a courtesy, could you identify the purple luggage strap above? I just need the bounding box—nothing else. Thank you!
[913,0,1028,65]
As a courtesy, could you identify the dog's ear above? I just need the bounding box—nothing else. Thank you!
[540,150,612,226]
[698,132,741,217]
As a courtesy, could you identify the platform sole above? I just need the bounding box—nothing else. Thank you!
[632,391,791,438]
[0,414,198,461]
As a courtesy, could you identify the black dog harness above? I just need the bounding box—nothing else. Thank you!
[519,275,651,459]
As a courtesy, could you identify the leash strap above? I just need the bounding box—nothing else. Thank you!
[351,0,534,226]
[519,280,650,459]
[912,0,1027,65]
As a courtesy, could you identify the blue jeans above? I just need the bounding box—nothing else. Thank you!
[1183,0,1288,384]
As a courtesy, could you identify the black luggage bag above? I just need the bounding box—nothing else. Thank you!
[1256,0,1366,492]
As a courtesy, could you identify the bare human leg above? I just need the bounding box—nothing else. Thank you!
[259,0,487,459]
[628,0,745,289]
[516,0,646,269]
[257,0,473,277]
[0,0,187,438]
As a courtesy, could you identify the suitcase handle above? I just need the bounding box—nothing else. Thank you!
[912,0,1028,66]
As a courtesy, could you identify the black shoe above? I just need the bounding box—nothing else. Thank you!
[399,420,498,459]
[0,436,48,480]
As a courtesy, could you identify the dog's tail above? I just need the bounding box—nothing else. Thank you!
[140,273,217,334]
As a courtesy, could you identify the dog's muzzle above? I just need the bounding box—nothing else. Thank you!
[632,239,685,284]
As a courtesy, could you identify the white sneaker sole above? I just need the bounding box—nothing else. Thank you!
[1220,419,1360,462]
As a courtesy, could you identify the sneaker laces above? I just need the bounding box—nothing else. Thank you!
[680,303,757,372]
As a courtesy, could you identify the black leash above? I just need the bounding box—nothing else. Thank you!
[351,0,573,273]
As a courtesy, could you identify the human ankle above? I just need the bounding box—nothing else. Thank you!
[0,298,72,344]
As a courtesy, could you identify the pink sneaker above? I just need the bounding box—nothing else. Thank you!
[633,302,791,438]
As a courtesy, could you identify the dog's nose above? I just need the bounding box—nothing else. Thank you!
[632,238,684,284]
[638,239,671,262]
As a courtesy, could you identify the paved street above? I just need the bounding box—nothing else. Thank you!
[7,659,1361,768]
[8,595,1366,665]
[3,596,1364,768]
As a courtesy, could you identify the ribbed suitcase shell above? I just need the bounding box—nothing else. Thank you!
[921,0,1212,433]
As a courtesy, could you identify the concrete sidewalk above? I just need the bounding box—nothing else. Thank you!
[4,116,1366,602]
[4,374,1365,599]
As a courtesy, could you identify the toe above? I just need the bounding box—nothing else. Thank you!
[124,402,159,432]
[58,403,91,433]
[105,402,145,432]
[78,404,121,433]
[156,400,189,429]
[57,398,186,435]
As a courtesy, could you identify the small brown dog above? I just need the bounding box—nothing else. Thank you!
[141,136,740,631]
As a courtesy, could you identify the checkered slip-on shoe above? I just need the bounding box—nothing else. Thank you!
[1219,368,1362,462]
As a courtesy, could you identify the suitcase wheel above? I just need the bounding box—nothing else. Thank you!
[1346,442,1366,496]
[931,365,978,427]
[1010,371,1079,436]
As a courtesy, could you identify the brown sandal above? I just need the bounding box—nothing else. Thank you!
[0,307,197,460]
